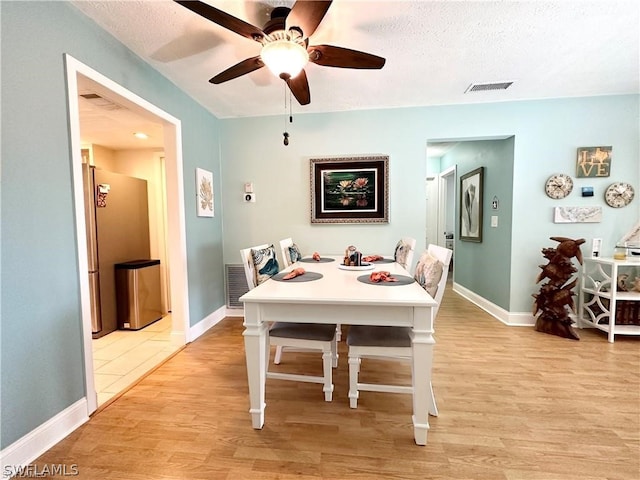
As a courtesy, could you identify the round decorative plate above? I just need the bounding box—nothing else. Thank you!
[338,263,375,271]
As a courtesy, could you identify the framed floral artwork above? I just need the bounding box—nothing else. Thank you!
[310,155,389,223]
[196,168,214,217]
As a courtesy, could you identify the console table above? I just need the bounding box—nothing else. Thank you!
[578,257,640,342]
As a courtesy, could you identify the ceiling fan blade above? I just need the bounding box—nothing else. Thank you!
[287,69,311,105]
[209,56,264,84]
[309,45,386,69]
[175,1,265,42]
[286,1,332,38]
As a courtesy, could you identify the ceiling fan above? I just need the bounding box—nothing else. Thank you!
[174,1,386,106]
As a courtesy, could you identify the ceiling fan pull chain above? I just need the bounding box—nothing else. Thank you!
[283,82,290,146]
[289,88,293,123]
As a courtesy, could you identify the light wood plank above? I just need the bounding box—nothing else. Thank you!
[33,284,639,479]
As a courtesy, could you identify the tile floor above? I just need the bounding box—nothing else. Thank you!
[92,315,183,406]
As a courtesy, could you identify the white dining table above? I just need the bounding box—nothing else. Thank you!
[239,255,438,445]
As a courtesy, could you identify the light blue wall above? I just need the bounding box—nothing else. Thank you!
[220,96,639,314]
[1,2,224,448]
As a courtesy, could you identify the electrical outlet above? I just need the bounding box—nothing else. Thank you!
[244,193,256,203]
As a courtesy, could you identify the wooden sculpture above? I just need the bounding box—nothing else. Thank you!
[532,237,585,340]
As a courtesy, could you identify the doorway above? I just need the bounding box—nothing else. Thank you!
[65,55,190,415]
[426,142,458,270]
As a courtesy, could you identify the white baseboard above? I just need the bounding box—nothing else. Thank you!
[452,282,535,326]
[188,305,227,342]
[1,399,88,479]
[225,308,243,318]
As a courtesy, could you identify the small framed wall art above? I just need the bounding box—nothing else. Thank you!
[576,146,611,178]
[196,168,214,217]
[553,206,602,223]
[459,166,484,242]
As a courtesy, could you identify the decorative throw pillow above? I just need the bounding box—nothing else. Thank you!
[414,252,444,298]
[394,240,409,268]
[288,243,303,264]
[251,245,279,285]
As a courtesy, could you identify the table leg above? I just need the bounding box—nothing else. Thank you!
[242,303,268,429]
[411,307,435,446]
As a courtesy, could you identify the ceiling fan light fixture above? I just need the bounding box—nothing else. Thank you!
[261,38,309,79]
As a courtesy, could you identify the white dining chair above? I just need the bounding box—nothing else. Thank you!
[346,244,453,414]
[278,237,342,342]
[279,237,302,268]
[240,243,338,401]
[394,237,416,271]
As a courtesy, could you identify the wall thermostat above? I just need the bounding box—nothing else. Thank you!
[244,182,255,202]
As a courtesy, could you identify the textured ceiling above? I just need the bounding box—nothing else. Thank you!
[71,1,638,150]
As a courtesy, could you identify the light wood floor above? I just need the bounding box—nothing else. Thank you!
[35,285,639,479]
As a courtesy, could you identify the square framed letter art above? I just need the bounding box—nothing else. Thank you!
[576,146,611,178]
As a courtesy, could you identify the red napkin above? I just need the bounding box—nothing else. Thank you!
[369,271,397,282]
[312,252,321,261]
[363,255,384,262]
[283,268,305,280]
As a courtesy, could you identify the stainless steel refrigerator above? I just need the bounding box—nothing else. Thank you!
[82,164,151,338]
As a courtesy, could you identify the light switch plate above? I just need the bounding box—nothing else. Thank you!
[491,216,498,227]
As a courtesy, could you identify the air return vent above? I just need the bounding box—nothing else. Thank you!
[465,81,514,93]
[225,264,249,309]
[79,92,124,111]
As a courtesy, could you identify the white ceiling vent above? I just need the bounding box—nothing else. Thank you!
[79,92,124,111]
[465,81,514,93]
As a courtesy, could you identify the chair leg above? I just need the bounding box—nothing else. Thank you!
[335,324,342,342]
[348,354,360,408]
[274,345,283,364]
[322,348,334,402]
[428,381,438,417]
[331,337,338,368]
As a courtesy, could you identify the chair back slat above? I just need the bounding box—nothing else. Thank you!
[279,237,295,268]
[240,243,270,290]
[394,237,416,270]
[426,244,453,316]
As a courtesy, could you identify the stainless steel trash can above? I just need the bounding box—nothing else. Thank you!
[115,259,163,330]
